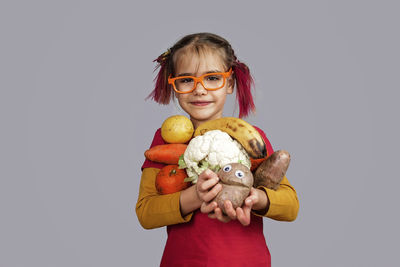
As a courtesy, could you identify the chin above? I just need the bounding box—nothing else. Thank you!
[192,112,219,122]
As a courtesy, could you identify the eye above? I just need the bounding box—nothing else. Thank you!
[223,164,232,172]
[205,75,221,81]
[235,170,244,178]
[177,77,194,84]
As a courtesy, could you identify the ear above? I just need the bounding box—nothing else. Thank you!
[226,74,234,94]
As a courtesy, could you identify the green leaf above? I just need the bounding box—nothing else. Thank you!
[196,160,210,175]
[210,165,221,173]
[200,160,209,169]
[184,175,198,183]
[178,154,187,169]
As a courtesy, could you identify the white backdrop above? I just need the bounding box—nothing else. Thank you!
[1,0,399,266]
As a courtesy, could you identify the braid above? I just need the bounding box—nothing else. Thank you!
[227,46,256,118]
[226,43,237,65]
[146,50,172,104]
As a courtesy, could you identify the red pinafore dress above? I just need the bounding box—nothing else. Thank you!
[142,126,274,267]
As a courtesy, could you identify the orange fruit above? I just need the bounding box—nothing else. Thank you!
[155,165,190,194]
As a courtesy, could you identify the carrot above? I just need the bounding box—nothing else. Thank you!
[144,144,188,165]
[250,153,270,172]
[251,158,265,172]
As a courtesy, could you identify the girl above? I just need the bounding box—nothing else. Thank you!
[136,32,299,267]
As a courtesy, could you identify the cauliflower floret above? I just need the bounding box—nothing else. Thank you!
[182,130,250,183]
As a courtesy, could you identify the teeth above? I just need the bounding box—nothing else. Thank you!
[194,117,267,159]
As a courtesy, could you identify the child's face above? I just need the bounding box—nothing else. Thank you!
[174,51,233,128]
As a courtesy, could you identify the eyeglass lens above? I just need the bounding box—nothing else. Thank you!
[174,74,225,92]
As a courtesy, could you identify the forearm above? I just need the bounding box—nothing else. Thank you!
[136,168,194,229]
[251,188,270,215]
[253,176,299,221]
[179,185,202,217]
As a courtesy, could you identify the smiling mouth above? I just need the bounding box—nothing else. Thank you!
[190,101,212,106]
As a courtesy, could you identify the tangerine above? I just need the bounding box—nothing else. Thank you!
[155,165,190,194]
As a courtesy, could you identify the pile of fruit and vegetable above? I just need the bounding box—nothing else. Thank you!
[144,115,291,212]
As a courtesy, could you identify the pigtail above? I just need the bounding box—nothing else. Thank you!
[146,50,172,104]
[233,60,255,118]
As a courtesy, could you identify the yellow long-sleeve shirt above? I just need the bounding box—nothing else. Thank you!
[136,167,299,229]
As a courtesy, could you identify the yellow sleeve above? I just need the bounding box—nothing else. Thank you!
[253,175,299,221]
[135,167,193,229]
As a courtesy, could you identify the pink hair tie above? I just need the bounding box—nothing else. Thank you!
[154,49,171,65]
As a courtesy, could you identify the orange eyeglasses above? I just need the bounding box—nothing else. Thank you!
[168,68,232,94]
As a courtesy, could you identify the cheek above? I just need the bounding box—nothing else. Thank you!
[214,90,229,102]
[174,93,185,104]
[175,94,191,111]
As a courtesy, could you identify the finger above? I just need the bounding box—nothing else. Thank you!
[248,187,257,196]
[202,183,222,202]
[201,201,217,214]
[208,212,217,219]
[198,169,218,182]
[244,190,258,207]
[236,207,251,226]
[198,176,219,192]
[197,170,218,191]
[224,200,237,220]
[215,207,231,223]
[247,188,258,199]
[244,196,255,207]
[243,204,252,218]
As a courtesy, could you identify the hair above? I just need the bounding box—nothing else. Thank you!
[147,32,255,118]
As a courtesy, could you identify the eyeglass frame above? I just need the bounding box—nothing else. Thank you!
[168,68,233,94]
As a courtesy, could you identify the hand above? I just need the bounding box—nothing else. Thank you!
[208,198,251,225]
[207,202,233,223]
[209,187,269,226]
[196,169,222,213]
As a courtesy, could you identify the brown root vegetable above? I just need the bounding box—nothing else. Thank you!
[254,150,291,190]
[213,163,253,214]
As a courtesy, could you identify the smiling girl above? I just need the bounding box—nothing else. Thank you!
[136,32,299,267]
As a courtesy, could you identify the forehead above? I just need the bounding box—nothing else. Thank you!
[174,48,226,75]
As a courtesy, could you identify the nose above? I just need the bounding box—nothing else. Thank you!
[192,81,207,95]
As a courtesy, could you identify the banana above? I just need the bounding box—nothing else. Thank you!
[194,117,267,159]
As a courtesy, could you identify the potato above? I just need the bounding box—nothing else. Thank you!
[254,150,291,190]
[213,163,253,214]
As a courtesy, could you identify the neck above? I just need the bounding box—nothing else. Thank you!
[191,119,203,130]
[191,114,223,129]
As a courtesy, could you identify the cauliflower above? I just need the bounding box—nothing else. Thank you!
[179,130,251,183]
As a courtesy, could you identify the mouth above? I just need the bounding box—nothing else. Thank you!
[190,101,213,106]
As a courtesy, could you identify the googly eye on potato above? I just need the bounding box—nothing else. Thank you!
[235,170,244,178]
[223,164,232,172]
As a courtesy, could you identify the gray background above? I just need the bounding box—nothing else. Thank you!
[1,0,399,266]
